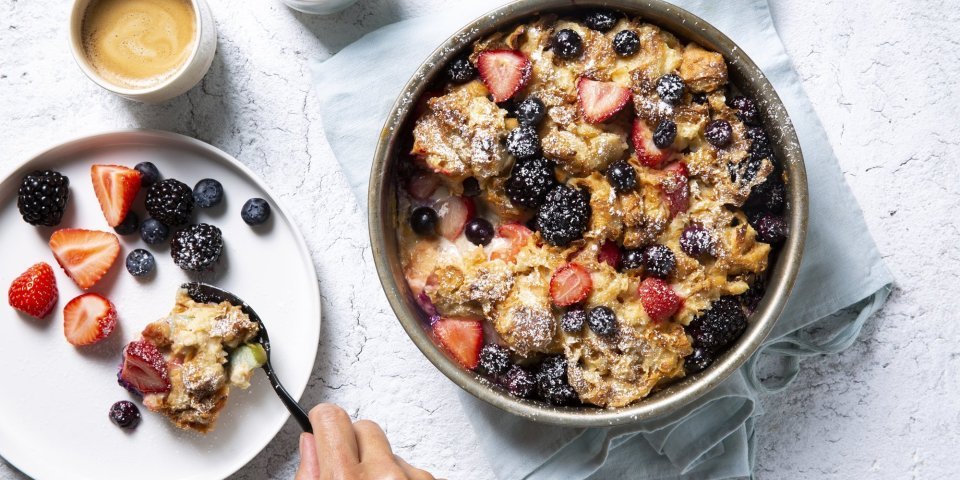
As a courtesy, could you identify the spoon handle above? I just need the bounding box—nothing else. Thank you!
[262,361,313,433]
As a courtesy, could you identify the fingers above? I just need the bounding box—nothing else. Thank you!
[395,455,437,480]
[353,420,393,464]
[295,433,320,480]
[309,404,360,469]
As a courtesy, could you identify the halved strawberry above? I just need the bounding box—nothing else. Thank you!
[49,229,120,290]
[8,263,58,319]
[407,171,440,200]
[661,162,690,218]
[577,77,631,123]
[638,277,682,323]
[91,165,142,227]
[435,196,475,240]
[63,293,117,346]
[490,223,533,262]
[632,118,673,168]
[119,340,171,395]
[598,241,621,269]
[433,317,483,369]
[477,50,531,103]
[549,263,593,307]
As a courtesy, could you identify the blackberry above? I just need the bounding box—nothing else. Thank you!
[465,218,494,246]
[193,178,224,209]
[501,365,536,398]
[680,225,715,257]
[146,179,194,226]
[477,344,511,376]
[741,281,766,313]
[745,177,786,214]
[506,157,557,208]
[17,170,69,226]
[241,198,271,225]
[114,211,140,236]
[516,97,546,126]
[170,223,223,272]
[692,92,708,105]
[446,56,477,84]
[741,156,764,184]
[704,120,733,148]
[753,214,788,245]
[140,218,170,245]
[126,249,156,277]
[583,10,617,32]
[551,29,583,59]
[462,177,481,197]
[410,207,438,236]
[587,306,618,337]
[535,355,578,405]
[612,30,640,56]
[560,309,586,333]
[653,120,677,149]
[685,347,714,374]
[619,249,644,271]
[686,296,747,350]
[656,74,686,105]
[536,185,591,247]
[134,162,160,187]
[506,125,541,159]
[606,159,637,193]
[732,96,761,126]
[642,244,676,279]
[109,400,141,430]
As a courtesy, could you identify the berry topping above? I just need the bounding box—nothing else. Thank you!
[446,56,477,84]
[241,198,271,226]
[125,249,156,277]
[605,159,637,193]
[170,223,223,271]
[17,170,69,227]
[506,125,541,159]
[745,177,786,214]
[660,162,690,219]
[109,400,141,430]
[656,74,686,105]
[489,223,533,262]
[692,92,708,105]
[193,178,224,209]
[613,29,640,56]
[631,118,672,168]
[680,224,715,257]
[477,49,531,103]
[535,355,578,405]
[731,96,761,126]
[704,120,733,148]
[642,244,676,279]
[461,177,481,197]
[134,162,160,187]
[145,179,194,227]
[551,29,583,59]
[477,343,511,376]
[406,171,440,200]
[435,196,474,240]
[653,119,677,149]
[753,214,788,245]
[410,206,438,236]
[747,126,773,160]
[597,240,620,268]
[114,211,139,236]
[685,347,714,374]
[506,157,557,209]
[583,9,617,32]
[516,97,546,126]
[560,309,586,333]
[536,185,591,247]
[501,365,536,398]
[63,293,117,346]
[587,305,618,337]
[432,317,484,369]
[119,340,171,395]
[91,164,142,227]
[686,296,747,349]
[139,218,170,245]
[8,263,58,319]
[638,277,682,323]
[619,248,644,271]
[49,229,120,290]
[465,218,495,246]
[576,77,631,123]
[549,263,593,307]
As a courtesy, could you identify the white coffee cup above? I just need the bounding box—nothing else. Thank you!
[68,0,218,104]
[280,0,359,15]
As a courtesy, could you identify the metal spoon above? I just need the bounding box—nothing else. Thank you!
[182,282,313,433]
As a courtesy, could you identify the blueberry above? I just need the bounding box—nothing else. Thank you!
[680,225,715,257]
[139,218,170,245]
[506,125,541,159]
[587,306,618,337]
[656,74,686,105]
[551,29,583,59]
[501,365,536,398]
[410,206,438,236]
[605,159,637,193]
[619,249,644,271]
[134,162,160,187]
[584,10,617,32]
[685,347,714,374]
[642,244,676,279]
[654,120,677,149]
[464,218,494,246]
[686,296,747,350]
[114,211,140,236]
[125,249,155,277]
[732,96,761,126]
[560,309,586,333]
[241,198,271,225]
[613,30,640,56]
[692,92,708,105]
[462,177,481,197]
[193,178,224,209]
[109,400,141,430]
[704,120,733,148]
[447,56,477,84]
[516,97,546,126]
[477,344,511,376]
[753,214,788,244]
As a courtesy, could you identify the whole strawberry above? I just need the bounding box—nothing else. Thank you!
[8,263,59,319]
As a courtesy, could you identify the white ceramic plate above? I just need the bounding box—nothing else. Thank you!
[0,130,321,480]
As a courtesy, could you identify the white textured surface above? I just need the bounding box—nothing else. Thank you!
[0,0,956,478]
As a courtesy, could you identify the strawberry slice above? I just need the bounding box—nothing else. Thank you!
[577,77,631,123]
[638,277,682,323]
[91,165,142,227]
[632,118,673,168]
[63,293,117,346]
[435,196,475,240]
[49,229,120,290]
[598,241,621,269]
[406,171,440,200]
[549,263,593,307]
[661,162,690,218]
[8,263,58,319]
[119,340,171,395]
[490,223,534,262]
[433,317,484,369]
[477,50,531,103]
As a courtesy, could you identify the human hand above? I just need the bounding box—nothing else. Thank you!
[295,404,436,480]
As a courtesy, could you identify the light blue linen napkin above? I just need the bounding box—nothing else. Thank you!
[311,1,894,478]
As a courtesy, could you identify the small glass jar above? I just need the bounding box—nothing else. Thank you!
[279,0,359,15]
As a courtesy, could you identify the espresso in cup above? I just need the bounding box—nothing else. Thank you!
[80,0,197,90]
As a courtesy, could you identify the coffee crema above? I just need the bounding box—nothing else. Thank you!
[81,0,196,90]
